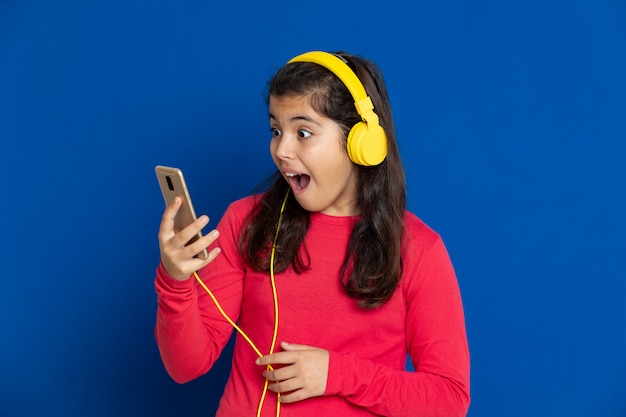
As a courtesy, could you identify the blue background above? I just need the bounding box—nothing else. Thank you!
[1,1,625,416]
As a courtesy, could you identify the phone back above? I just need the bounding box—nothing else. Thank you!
[155,165,208,259]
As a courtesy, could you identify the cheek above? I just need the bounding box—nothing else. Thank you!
[317,153,354,186]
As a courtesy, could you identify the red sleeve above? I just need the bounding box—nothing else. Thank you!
[324,232,470,417]
[154,199,250,383]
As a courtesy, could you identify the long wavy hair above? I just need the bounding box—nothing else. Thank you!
[239,51,406,309]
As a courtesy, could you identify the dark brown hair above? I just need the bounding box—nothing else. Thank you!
[239,52,406,308]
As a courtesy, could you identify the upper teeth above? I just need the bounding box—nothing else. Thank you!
[285,173,299,177]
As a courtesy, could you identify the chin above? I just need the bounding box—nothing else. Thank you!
[290,194,320,213]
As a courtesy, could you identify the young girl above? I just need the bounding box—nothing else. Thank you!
[155,51,470,417]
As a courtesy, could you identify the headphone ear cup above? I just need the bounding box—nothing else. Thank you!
[347,122,388,166]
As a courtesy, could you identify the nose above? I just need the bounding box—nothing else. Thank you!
[273,134,296,160]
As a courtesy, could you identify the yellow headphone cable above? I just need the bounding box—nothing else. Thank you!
[193,190,290,417]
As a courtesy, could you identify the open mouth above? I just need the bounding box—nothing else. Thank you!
[285,172,310,190]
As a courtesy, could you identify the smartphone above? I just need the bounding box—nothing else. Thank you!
[155,165,209,260]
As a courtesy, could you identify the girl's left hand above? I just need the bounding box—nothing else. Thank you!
[256,341,329,403]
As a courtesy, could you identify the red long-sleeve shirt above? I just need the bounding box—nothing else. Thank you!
[155,196,470,416]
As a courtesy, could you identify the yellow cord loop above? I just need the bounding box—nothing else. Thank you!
[194,190,290,417]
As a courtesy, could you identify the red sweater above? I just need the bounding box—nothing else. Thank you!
[155,196,470,417]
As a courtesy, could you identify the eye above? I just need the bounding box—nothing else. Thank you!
[270,127,281,137]
[298,129,312,139]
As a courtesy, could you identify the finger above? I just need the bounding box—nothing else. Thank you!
[167,229,221,268]
[265,375,315,404]
[280,341,313,351]
[256,342,319,368]
[263,363,297,383]
[175,215,209,245]
[184,247,222,276]
[158,196,182,240]
[160,243,221,281]
[276,389,310,404]
[159,212,221,280]
[204,246,222,264]
[256,351,297,367]
[267,377,302,396]
[179,243,222,268]
[164,195,183,215]
[180,228,220,259]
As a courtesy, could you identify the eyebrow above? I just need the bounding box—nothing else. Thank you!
[268,113,322,125]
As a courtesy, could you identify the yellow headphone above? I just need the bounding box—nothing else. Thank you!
[288,51,388,166]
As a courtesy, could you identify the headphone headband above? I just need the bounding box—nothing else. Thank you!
[288,52,373,116]
[286,51,388,166]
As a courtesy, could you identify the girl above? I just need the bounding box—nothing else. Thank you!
[155,51,470,417]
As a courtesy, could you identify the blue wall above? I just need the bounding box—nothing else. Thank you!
[1,1,625,416]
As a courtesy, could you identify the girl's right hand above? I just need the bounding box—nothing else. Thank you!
[157,196,221,281]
